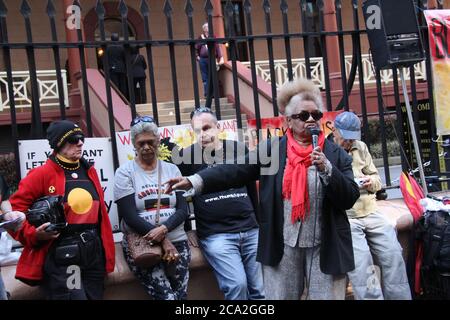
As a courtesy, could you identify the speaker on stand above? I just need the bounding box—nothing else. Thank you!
[363,0,425,69]
[363,0,428,195]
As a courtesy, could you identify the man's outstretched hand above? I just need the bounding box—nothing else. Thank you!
[164,177,193,194]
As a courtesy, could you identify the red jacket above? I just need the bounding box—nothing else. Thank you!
[9,158,115,285]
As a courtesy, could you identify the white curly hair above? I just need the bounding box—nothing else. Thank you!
[277,78,324,115]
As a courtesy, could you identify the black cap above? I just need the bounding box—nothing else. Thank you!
[46,120,83,150]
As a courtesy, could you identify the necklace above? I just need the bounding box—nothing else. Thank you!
[55,156,80,171]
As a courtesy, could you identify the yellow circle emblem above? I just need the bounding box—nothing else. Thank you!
[48,186,55,194]
[67,188,93,215]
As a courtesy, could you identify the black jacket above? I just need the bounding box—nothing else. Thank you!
[197,136,359,275]
[107,44,126,73]
[176,140,260,222]
[0,175,10,202]
[131,54,147,79]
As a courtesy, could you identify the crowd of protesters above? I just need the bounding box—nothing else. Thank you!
[0,23,414,300]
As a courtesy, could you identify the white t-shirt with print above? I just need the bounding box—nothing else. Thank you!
[114,160,187,243]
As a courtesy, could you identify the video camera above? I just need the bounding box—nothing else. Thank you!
[27,195,67,232]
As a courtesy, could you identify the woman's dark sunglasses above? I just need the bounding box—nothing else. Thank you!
[130,116,155,127]
[290,110,323,122]
[67,134,85,145]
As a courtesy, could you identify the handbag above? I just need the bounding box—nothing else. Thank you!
[126,160,163,268]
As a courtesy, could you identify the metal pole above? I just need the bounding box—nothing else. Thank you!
[399,67,428,196]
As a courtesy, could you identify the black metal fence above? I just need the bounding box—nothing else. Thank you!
[0,0,448,190]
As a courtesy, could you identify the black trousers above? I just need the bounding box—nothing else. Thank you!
[42,230,106,300]
[133,77,147,104]
[110,72,128,100]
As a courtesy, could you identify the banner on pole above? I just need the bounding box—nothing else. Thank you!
[424,10,450,136]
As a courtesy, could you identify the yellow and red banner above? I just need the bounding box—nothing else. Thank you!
[424,10,450,136]
[399,172,425,223]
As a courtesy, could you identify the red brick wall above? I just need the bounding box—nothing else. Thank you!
[0,0,448,104]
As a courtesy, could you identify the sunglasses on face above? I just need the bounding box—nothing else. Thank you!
[290,110,323,122]
[130,116,155,127]
[190,107,214,119]
[67,134,85,145]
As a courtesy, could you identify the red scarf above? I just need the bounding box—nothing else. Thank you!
[283,128,325,223]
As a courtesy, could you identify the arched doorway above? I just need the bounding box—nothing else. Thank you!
[84,2,145,71]
[94,18,136,70]
[84,2,145,41]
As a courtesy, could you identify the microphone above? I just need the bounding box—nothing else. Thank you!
[308,127,321,149]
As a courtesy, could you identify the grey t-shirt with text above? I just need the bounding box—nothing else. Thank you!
[114,160,187,243]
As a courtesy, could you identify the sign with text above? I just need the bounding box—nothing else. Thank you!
[18,138,119,231]
[398,99,434,176]
[116,119,239,165]
[425,10,450,135]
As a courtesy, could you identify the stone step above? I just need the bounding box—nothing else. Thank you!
[139,103,241,118]
[136,99,249,129]
[137,103,236,116]
[153,108,242,120]
[136,104,236,116]
[158,115,248,128]
[136,97,229,111]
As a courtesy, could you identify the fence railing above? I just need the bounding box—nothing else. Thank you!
[0,70,68,111]
[0,0,446,188]
[241,54,427,89]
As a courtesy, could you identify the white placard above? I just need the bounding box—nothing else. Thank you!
[16,120,239,242]
[116,119,239,164]
[18,138,119,232]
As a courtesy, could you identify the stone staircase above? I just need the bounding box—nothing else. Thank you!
[136,97,248,129]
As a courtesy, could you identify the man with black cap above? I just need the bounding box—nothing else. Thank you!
[330,111,411,300]
[9,120,115,300]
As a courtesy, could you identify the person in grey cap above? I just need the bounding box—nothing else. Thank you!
[330,111,411,300]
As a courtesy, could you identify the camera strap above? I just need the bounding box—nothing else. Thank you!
[155,160,162,226]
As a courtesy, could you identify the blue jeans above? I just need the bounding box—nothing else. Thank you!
[199,228,265,300]
[199,57,209,97]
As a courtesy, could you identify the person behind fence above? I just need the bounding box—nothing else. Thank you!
[0,175,25,300]
[107,33,128,99]
[8,120,115,300]
[114,116,190,300]
[131,45,147,105]
[166,79,359,300]
[174,107,265,300]
[195,22,224,98]
[330,111,412,300]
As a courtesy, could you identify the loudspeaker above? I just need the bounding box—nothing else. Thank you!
[363,0,425,70]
